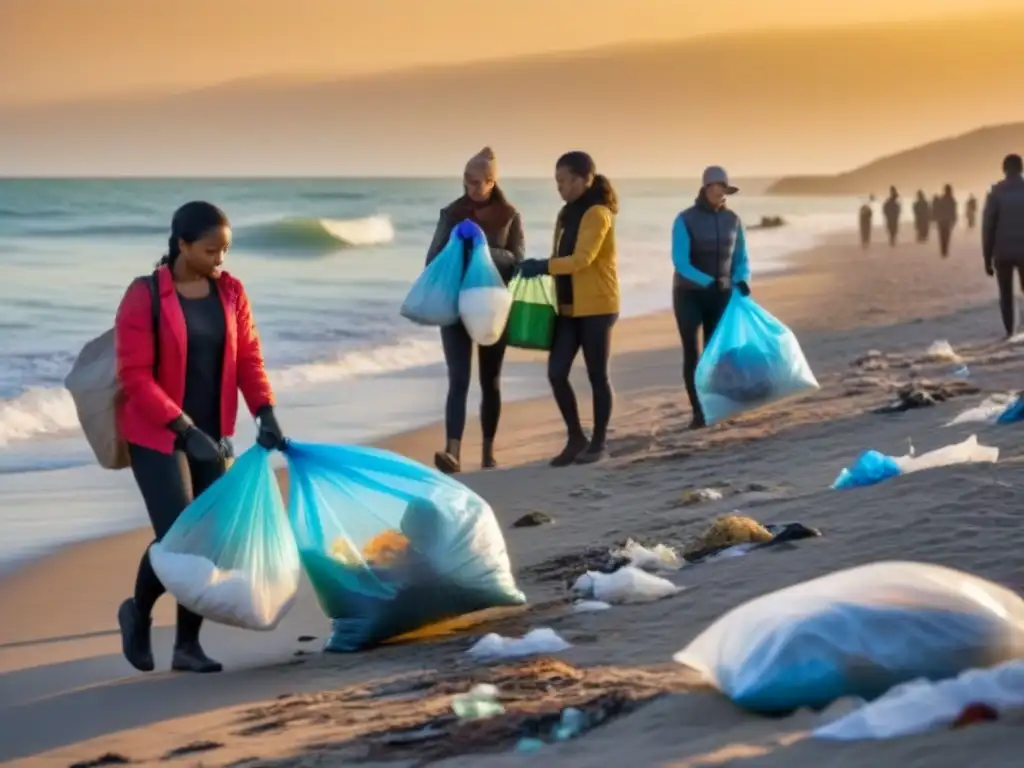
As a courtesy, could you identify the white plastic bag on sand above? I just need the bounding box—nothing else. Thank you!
[894,434,998,474]
[459,235,512,346]
[673,561,1024,714]
[611,538,683,572]
[815,660,1024,740]
[572,566,681,604]
[467,628,571,660]
[925,339,961,363]
[945,394,1015,426]
[573,600,612,613]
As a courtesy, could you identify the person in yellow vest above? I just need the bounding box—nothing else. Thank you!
[516,151,620,466]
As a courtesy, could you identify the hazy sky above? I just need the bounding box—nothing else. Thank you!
[2,0,1022,105]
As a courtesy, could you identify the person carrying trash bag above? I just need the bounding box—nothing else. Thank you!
[670,166,751,429]
[406,147,525,475]
[283,440,526,652]
[113,201,287,674]
[516,151,620,466]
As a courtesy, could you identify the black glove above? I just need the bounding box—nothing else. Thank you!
[169,416,223,462]
[985,261,995,277]
[516,259,549,278]
[735,281,751,297]
[256,406,286,450]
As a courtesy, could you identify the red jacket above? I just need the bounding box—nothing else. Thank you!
[115,265,275,454]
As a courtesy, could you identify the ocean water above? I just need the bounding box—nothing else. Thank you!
[0,178,858,566]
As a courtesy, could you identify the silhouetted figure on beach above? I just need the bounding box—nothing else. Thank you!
[965,194,978,230]
[933,185,958,258]
[912,191,931,243]
[882,187,901,246]
[983,154,1024,337]
[858,195,874,248]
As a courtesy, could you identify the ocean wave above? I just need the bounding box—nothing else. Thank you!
[237,214,395,254]
[0,334,440,448]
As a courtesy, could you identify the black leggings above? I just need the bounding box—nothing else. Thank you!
[673,284,731,419]
[440,322,508,442]
[128,443,228,647]
[547,314,617,447]
[996,262,1024,336]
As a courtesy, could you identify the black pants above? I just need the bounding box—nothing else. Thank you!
[859,224,871,248]
[128,443,228,647]
[886,222,898,246]
[673,284,731,420]
[547,314,617,447]
[440,322,507,442]
[995,261,1024,336]
[937,225,953,257]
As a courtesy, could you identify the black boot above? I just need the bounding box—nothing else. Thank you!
[482,439,497,470]
[171,642,223,673]
[117,598,155,672]
[550,433,589,467]
[575,440,608,465]
[434,439,461,475]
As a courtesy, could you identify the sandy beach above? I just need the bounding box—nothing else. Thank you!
[3,223,1024,767]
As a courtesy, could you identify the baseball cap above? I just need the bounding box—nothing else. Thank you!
[702,166,739,195]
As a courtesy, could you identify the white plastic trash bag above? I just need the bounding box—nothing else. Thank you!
[149,445,301,631]
[673,561,1024,713]
[458,229,511,346]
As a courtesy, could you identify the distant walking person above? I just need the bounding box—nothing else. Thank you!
[933,184,958,258]
[859,195,874,248]
[983,154,1024,337]
[965,194,978,230]
[882,187,901,246]
[912,191,931,243]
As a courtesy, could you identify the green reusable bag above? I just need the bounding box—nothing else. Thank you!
[506,276,557,351]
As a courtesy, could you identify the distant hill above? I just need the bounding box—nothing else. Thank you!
[2,14,1024,176]
[766,124,1024,195]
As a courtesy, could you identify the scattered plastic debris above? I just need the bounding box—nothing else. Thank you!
[451,684,505,720]
[945,394,1016,426]
[572,566,680,604]
[677,487,725,506]
[467,628,571,660]
[833,435,998,489]
[924,340,961,363]
[815,660,1024,740]
[610,538,683,572]
[572,600,612,613]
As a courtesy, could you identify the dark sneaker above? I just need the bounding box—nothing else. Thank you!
[687,415,707,430]
[574,446,608,465]
[433,451,461,475]
[171,643,223,673]
[550,434,589,467]
[117,598,155,672]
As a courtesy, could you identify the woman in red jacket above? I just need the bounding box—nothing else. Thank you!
[114,201,285,674]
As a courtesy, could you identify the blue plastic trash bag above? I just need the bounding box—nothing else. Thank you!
[283,441,526,651]
[400,229,465,326]
[674,561,1024,714]
[148,445,301,630]
[831,449,902,489]
[694,292,819,425]
[455,219,485,242]
[458,221,512,346]
[997,394,1024,424]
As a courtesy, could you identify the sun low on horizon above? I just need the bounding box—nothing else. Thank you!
[1,0,1021,106]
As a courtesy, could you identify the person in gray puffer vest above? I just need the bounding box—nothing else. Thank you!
[671,166,751,429]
